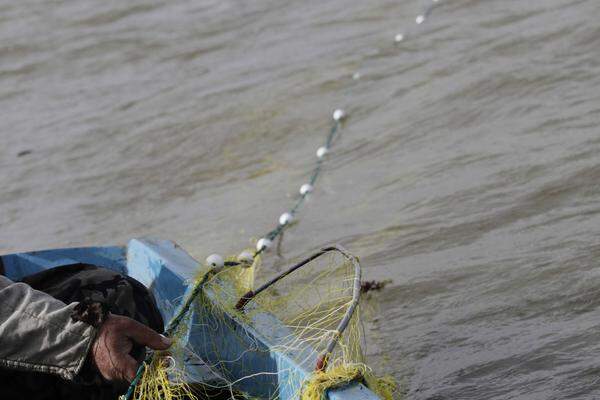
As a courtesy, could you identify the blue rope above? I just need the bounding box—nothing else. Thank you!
[256,119,342,256]
[121,118,342,398]
[120,268,217,400]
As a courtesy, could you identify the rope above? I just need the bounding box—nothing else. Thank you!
[255,118,343,257]
[121,1,446,397]
[120,266,232,400]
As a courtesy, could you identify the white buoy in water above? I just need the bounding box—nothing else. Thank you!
[333,109,347,121]
[394,33,404,43]
[256,238,272,252]
[416,15,425,24]
[206,254,224,268]
[237,250,254,266]
[300,183,313,195]
[316,146,328,158]
[279,212,293,226]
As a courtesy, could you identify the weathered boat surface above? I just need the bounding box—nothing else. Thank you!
[0,238,380,400]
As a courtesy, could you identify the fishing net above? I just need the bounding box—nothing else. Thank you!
[126,246,396,400]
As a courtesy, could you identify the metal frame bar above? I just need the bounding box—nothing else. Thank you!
[235,245,362,371]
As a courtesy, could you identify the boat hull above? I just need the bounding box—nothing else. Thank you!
[0,238,380,400]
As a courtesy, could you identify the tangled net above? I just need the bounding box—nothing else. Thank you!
[125,246,396,400]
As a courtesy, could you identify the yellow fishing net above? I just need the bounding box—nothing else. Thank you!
[129,247,397,400]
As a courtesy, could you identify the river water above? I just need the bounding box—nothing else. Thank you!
[2,0,600,398]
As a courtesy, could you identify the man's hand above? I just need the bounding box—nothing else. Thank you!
[91,314,172,382]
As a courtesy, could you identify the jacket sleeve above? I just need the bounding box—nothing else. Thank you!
[0,275,97,380]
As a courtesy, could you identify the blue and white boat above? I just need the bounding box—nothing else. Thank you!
[1,238,382,400]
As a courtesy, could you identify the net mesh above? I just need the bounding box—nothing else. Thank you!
[130,249,397,400]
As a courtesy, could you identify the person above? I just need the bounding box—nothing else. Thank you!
[0,263,171,400]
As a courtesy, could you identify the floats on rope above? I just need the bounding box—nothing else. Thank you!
[119,0,448,395]
[253,108,348,258]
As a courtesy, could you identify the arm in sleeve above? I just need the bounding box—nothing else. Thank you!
[0,275,97,380]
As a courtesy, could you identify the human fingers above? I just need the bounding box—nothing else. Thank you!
[122,317,172,351]
[114,352,140,383]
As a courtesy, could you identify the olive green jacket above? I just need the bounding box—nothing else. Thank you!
[0,275,96,380]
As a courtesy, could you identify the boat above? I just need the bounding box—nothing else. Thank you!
[0,237,382,400]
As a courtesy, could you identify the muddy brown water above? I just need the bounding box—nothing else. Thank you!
[2,0,600,398]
